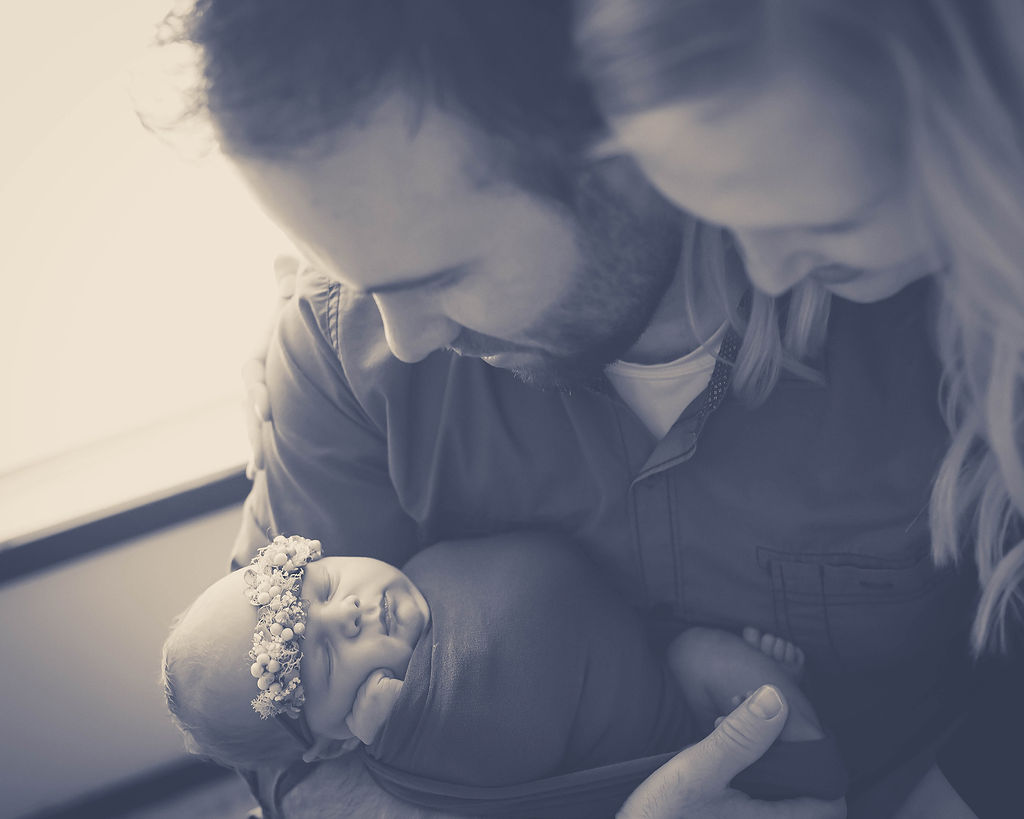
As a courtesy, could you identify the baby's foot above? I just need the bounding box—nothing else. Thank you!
[742,627,805,679]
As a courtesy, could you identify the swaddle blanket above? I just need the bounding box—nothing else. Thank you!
[368,534,691,785]
[362,534,847,817]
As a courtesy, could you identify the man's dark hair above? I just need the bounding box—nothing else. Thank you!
[170,0,605,195]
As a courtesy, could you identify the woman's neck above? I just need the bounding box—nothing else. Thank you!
[623,238,745,364]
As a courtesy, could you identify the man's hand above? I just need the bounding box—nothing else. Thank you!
[618,685,846,819]
[244,255,301,480]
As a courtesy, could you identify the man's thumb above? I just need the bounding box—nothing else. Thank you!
[698,684,789,789]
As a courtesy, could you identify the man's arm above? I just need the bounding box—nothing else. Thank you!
[233,267,419,569]
[894,766,977,819]
[918,643,1024,819]
[280,753,458,819]
[244,255,300,481]
[238,268,433,816]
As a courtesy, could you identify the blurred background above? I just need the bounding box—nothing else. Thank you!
[1,2,294,816]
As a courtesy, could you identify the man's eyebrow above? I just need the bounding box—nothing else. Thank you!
[356,264,467,296]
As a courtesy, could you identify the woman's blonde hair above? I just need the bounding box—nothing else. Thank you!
[578,0,1024,654]
[677,218,831,403]
[891,0,1024,653]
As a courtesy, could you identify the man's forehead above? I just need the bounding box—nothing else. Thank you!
[300,92,502,195]
[237,94,523,286]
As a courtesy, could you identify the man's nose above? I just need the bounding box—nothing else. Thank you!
[373,292,459,363]
[733,229,823,297]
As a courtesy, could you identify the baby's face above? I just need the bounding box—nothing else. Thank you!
[298,556,430,740]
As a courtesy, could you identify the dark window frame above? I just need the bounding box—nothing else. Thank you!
[0,470,250,588]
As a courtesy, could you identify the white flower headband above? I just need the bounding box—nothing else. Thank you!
[243,535,323,719]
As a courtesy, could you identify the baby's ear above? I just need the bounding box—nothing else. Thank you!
[345,668,404,746]
[301,734,361,764]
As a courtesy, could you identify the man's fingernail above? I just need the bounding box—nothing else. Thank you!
[747,685,782,719]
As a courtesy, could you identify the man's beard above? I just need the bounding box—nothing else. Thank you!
[450,170,682,393]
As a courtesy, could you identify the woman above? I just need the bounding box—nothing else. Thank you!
[577,1,1023,817]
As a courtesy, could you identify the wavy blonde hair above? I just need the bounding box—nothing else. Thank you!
[890,0,1024,653]
[674,218,831,403]
[578,0,1024,654]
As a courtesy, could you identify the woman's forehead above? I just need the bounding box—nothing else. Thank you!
[613,61,900,228]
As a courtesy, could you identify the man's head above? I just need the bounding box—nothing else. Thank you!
[173,0,684,389]
[162,551,430,769]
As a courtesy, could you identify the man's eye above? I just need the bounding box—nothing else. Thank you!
[432,270,462,290]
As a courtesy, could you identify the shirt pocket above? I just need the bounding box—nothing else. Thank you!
[756,543,968,676]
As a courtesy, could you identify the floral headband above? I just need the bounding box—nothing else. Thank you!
[243,535,323,720]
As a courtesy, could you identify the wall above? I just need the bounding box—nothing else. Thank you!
[0,506,242,819]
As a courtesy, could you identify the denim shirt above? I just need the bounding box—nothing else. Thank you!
[236,272,974,814]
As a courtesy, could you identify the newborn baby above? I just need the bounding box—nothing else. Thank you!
[163,533,845,816]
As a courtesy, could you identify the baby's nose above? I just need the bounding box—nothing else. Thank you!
[332,594,362,638]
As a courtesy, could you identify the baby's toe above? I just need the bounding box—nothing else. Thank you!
[742,626,762,648]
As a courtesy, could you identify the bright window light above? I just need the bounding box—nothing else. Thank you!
[0,1,292,537]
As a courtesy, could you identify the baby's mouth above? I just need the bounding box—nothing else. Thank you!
[380,590,391,635]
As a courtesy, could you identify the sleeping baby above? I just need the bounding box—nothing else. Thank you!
[162,533,845,817]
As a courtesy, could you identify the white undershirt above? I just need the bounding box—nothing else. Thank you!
[605,323,727,439]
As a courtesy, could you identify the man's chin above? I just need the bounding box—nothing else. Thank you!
[480,351,533,370]
[454,345,610,394]
[495,355,608,395]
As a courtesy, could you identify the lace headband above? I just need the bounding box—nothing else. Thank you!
[243,535,323,719]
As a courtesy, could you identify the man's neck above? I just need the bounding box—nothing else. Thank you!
[621,244,745,365]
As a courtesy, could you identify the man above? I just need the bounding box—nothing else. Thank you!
[175,2,972,816]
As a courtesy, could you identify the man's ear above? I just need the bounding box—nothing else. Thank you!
[301,734,361,764]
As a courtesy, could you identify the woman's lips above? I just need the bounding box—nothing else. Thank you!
[811,264,864,286]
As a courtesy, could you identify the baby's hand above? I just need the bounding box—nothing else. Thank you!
[345,668,404,746]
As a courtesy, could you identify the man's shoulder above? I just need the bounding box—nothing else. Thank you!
[278,269,470,424]
[285,269,385,366]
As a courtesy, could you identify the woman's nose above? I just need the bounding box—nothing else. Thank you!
[372,292,459,363]
[733,229,824,296]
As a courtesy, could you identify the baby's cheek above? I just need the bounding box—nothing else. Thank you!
[304,688,348,738]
